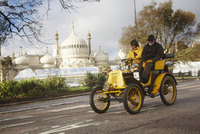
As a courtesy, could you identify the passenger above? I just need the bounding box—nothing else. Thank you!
[140,35,164,83]
[127,39,143,63]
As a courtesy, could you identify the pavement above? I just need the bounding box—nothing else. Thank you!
[0,92,90,107]
[1,80,200,134]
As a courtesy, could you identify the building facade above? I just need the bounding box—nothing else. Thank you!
[0,24,126,81]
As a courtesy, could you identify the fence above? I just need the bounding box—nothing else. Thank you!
[173,71,200,80]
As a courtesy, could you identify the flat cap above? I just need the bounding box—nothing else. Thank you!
[147,35,155,41]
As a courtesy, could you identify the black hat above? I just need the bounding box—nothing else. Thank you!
[130,39,139,47]
[147,35,155,41]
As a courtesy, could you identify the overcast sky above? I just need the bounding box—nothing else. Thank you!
[2,0,200,59]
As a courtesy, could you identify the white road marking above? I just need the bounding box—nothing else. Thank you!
[141,107,157,112]
[0,115,34,122]
[0,121,35,129]
[190,88,200,91]
[0,106,45,114]
[87,110,94,113]
[85,119,93,122]
[112,111,123,114]
[51,104,89,112]
[43,115,69,121]
[110,103,123,108]
[39,119,109,134]
[51,125,60,129]
[0,99,86,114]
[51,100,84,106]
[58,133,65,134]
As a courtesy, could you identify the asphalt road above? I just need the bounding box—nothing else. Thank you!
[0,80,200,134]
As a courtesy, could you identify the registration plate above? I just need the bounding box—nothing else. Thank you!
[133,72,140,80]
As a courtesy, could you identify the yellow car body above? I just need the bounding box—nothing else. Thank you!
[104,59,175,96]
[90,55,177,114]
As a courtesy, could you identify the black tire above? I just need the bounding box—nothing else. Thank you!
[159,76,177,105]
[123,83,144,114]
[89,87,110,114]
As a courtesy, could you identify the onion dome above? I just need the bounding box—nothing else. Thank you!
[12,47,29,65]
[40,46,55,67]
[60,24,89,59]
[40,54,55,64]
[13,55,29,65]
[94,46,108,65]
[114,49,127,60]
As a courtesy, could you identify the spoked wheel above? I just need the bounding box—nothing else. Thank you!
[160,76,177,105]
[89,87,110,114]
[123,83,144,114]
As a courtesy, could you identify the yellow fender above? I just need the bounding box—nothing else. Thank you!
[152,73,166,94]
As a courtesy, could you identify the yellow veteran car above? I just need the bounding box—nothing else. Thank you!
[89,54,177,114]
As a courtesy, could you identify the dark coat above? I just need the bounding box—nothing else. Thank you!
[141,42,164,62]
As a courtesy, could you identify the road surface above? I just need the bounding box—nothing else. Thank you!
[0,80,200,134]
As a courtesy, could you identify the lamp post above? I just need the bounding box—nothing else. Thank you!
[0,35,5,59]
[0,35,3,82]
[134,0,138,40]
[0,35,2,57]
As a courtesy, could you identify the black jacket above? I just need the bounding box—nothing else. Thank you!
[141,42,164,62]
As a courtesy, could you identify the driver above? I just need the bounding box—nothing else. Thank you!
[127,39,143,63]
[140,35,164,83]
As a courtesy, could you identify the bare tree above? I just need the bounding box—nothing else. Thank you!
[0,0,44,44]
[0,0,100,45]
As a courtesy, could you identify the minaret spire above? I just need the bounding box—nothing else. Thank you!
[19,46,23,56]
[46,46,49,54]
[0,38,1,57]
[88,31,91,55]
[55,32,59,55]
[72,21,74,32]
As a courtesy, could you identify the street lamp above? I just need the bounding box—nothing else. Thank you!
[0,35,2,57]
[134,0,138,40]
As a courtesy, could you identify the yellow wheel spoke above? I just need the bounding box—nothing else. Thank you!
[127,87,142,111]
[94,90,109,110]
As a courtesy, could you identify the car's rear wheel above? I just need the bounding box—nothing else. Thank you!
[160,76,177,105]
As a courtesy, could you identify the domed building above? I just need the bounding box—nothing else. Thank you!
[60,26,90,67]
[40,46,55,68]
[2,23,126,82]
[114,45,128,64]
[12,47,29,66]
[53,24,110,68]
[11,23,114,71]
[94,46,109,65]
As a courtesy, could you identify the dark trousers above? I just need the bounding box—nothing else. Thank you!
[139,62,153,83]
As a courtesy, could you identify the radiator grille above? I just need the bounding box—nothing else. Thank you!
[111,74,118,84]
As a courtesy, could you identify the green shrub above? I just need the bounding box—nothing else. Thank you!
[69,86,90,92]
[83,72,96,88]
[0,80,20,99]
[43,76,66,90]
[17,78,36,95]
[0,76,68,99]
[83,72,106,89]
[94,73,106,87]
